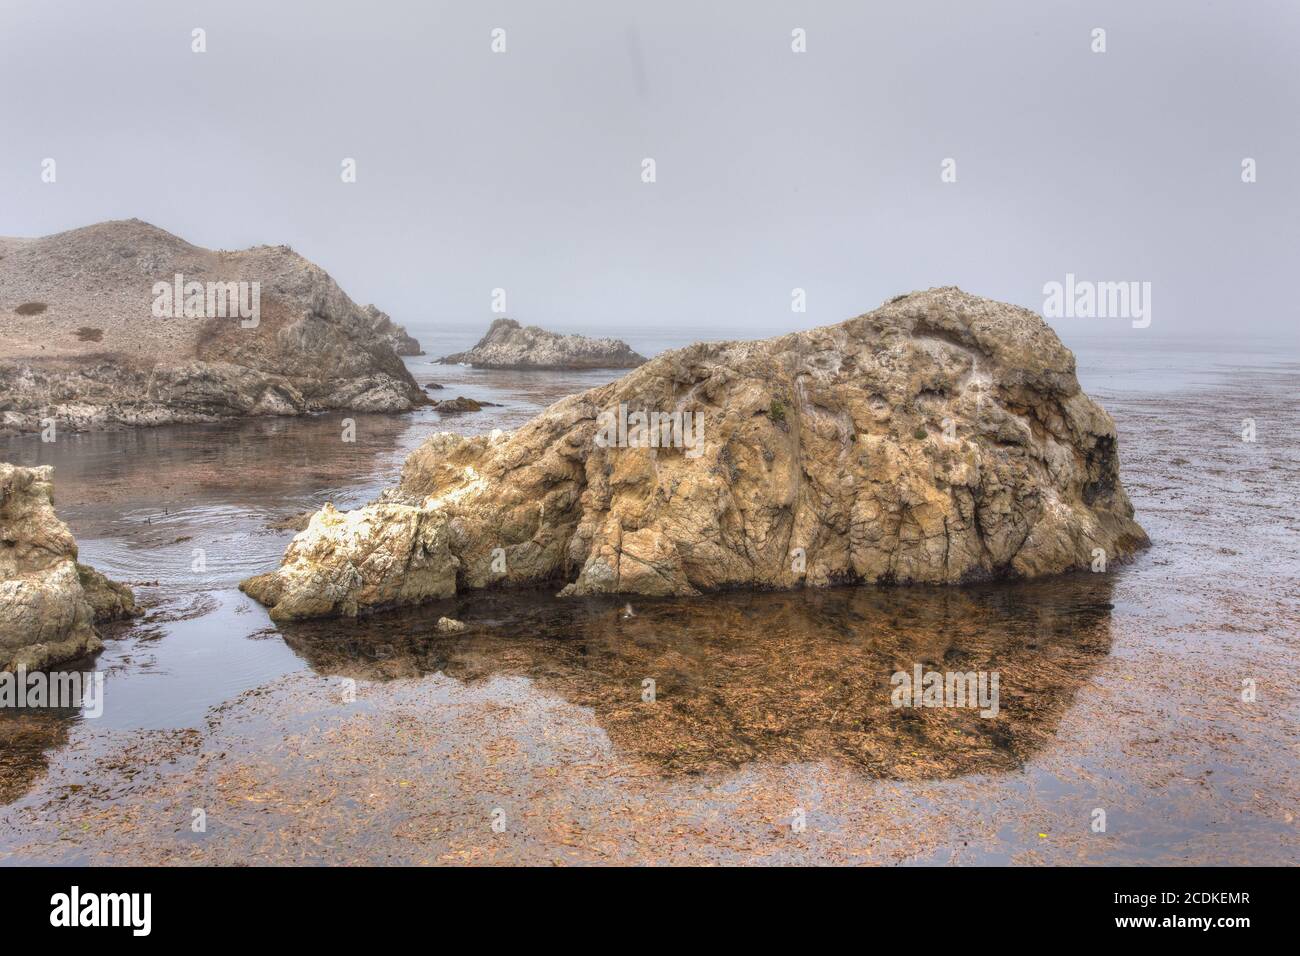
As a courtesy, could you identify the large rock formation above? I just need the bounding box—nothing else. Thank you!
[440,318,646,370]
[0,220,427,433]
[1,464,138,670]
[242,288,1149,620]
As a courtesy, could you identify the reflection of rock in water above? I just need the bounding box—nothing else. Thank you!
[0,707,80,804]
[278,575,1115,779]
[7,412,415,523]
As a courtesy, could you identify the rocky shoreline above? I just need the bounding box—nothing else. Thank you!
[241,287,1149,620]
[0,220,427,434]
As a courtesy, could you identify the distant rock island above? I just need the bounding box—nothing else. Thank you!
[440,318,646,370]
[242,287,1149,620]
[0,219,426,433]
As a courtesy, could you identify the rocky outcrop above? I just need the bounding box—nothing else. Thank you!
[362,304,422,356]
[1,464,138,670]
[440,318,646,370]
[0,220,427,433]
[242,288,1149,620]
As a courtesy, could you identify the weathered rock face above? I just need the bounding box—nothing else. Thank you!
[1,463,138,670]
[243,501,458,621]
[242,289,1149,620]
[0,220,426,433]
[362,304,423,356]
[440,318,647,370]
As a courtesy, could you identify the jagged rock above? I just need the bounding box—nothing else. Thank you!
[0,219,427,432]
[1,463,138,670]
[440,318,646,370]
[362,304,422,356]
[242,288,1149,620]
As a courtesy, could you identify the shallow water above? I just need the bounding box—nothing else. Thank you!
[2,355,615,719]
[1,333,1298,864]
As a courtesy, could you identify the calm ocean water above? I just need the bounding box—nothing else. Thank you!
[2,330,1296,735]
[414,319,1300,395]
[2,329,1297,863]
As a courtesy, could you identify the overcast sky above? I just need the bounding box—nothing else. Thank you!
[1,0,1296,346]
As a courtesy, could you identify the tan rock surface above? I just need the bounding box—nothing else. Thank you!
[0,463,137,670]
[243,288,1148,619]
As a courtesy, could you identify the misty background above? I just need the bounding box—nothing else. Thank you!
[1,0,1296,354]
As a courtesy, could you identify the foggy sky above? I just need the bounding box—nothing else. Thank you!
[1,0,1296,347]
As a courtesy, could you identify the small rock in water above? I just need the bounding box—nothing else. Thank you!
[430,396,482,413]
[436,617,467,633]
[267,511,313,533]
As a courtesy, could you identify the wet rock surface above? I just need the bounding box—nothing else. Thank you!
[440,318,647,370]
[244,288,1148,619]
[0,219,426,433]
[0,463,136,670]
